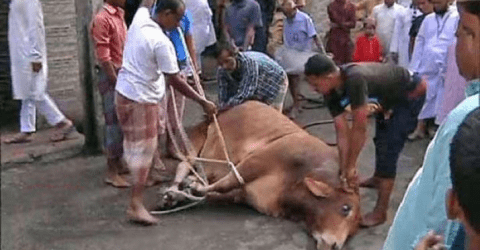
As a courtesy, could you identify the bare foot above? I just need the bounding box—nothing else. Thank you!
[127,206,159,225]
[105,174,131,188]
[359,176,378,189]
[3,133,34,144]
[360,210,387,227]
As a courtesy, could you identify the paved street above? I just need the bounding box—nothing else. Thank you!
[1,78,431,250]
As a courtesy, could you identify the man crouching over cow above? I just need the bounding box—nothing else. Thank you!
[304,55,427,227]
[214,43,289,111]
[115,0,217,225]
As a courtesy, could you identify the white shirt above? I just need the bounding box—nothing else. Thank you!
[8,0,48,100]
[116,7,179,103]
[408,6,459,119]
[373,3,405,54]
[389,7,412,67]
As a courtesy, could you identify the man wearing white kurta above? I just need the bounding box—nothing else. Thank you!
[6,0,74,143]
[184,0,217,69]
[389,2,423,67]
[409,0,458,125]
[372,0,405,56]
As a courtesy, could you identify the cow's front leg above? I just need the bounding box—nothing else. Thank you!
[194,171,243,195]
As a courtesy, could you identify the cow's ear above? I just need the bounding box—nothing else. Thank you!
[304,177,334,198]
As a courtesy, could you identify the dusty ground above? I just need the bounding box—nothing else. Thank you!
[1,73,431,250]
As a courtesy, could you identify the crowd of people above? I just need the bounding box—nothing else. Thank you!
[5,0,480,248]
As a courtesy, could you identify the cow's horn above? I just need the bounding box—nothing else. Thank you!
[304,177,334,198]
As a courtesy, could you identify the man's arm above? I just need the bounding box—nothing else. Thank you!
[409,19,426,71]
[334,113,352,179]
[26,0,45,71]
[224,58,258,108]
[242,24,256,51]
[91,14,118,84]
[345,104,369,178]
[313,36,326,54]
[185,34,199,73]
[335,104,369,189]
[166,73,217,115]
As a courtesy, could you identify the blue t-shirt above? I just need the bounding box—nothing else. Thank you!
[167,10,192,65]
[283,10,317,52]
[225,0,263,47]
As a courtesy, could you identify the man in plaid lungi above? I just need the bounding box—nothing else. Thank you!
[91,0,130,188]
[115,0,216,225]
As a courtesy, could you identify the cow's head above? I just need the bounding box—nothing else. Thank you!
[303,174,361,250]
[283,158,361,250]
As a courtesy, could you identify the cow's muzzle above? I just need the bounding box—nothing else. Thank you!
[313,233,345,250]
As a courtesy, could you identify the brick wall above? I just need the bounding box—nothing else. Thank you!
[0,0,18,125]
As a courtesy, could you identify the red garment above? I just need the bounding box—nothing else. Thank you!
[326,0,356,65]
[91,3,127,68]
[352,34,383,62]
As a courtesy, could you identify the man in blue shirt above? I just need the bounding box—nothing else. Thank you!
[223,0,263,52]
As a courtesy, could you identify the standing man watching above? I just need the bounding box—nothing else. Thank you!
[223,0,263,52]
[304,55,427,227]
[91,0,130,188]
[383,0,480,248]
[4,0,76,144]
[115,0,217,225]
[372,0,405,57]
[408,0,458,139]
[384,0,480,248]
[326,0,356,65]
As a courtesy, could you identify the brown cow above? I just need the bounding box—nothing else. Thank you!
[177,101,361,250]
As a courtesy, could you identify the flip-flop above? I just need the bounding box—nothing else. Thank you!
[50,125,77,142]
[3,133,34,144]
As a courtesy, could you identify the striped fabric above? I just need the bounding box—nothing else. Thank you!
[217,51,286,109]
[115,92,165,171]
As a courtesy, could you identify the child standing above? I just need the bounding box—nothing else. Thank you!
[352,18,383,62]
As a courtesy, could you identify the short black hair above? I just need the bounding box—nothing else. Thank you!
[450,107,480,233]
[125,0,142,27]
[154,0,185,15]
[457,1,480,19]
[212,42,238,59]
[304,54,337,76]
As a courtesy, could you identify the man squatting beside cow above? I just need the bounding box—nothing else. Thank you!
[114,0,217,224]
[304,55,427,227]
[214,43,289,112]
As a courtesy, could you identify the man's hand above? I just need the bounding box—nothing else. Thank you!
[201,99,218,118]
[388,53,399,64]
[32,62,42,73]
[339,167,358,193]
[414,231,446,250]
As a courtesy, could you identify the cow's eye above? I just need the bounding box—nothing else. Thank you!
[341,204,352,217]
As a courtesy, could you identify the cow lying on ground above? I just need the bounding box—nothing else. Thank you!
[171,101,361,250]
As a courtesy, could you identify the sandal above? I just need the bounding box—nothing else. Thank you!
[50,125,77,142]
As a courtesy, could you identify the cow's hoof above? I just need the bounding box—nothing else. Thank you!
[189,182,207,195]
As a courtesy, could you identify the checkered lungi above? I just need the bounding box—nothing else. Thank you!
[98,68,123,159]
[115,92,165,172]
